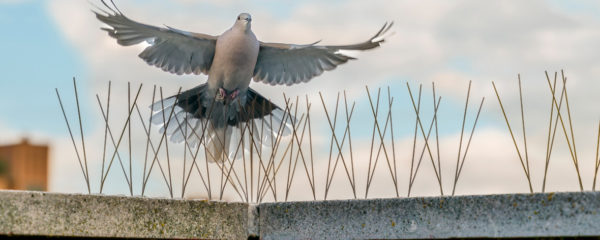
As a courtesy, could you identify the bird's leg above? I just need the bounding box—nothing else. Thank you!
[217,88,226,101]
[218,88,240,104]
[230,89,240,100]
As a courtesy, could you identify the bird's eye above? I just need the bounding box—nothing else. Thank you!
[237,16,241,20]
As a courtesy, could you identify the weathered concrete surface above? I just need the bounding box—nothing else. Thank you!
[247,203,259,237]
[259,192,600,239]
[1,190,599,239]
[0,190,248,239]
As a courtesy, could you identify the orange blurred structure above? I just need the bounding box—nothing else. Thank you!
[0,139,48,191]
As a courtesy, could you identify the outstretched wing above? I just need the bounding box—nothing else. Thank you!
[252,22,393,86]
[94,0,217,75]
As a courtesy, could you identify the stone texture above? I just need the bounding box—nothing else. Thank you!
[0,190,248,239]
[1,190,599,239]
[247,203,259,238]
[258,192,600,239]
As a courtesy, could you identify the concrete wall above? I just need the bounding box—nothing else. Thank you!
[0,190,599,239]
[259,192,600,239]
[0,190,248,239]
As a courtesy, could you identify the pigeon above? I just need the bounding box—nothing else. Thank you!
[94,0,392,162]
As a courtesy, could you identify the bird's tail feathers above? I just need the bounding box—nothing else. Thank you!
[150,97,205,148]
[205,125,232,163]
[149,85,296,163]
[239,88,295,148]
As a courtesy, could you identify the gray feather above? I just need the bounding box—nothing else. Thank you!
[95,3,217,76]
[253,22,392,86]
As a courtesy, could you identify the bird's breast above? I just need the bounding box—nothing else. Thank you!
[209,30,259,90]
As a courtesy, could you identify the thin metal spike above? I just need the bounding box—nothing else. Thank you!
[181,114,189,198]
[365,87,398,197]
[452,81,471,196]
[73,78,91,194]
[141,87,180,195]
[560,70,583,190]
[133,105,173,196]
[99,81,111,193]
[518,76,532,187]
[409,97,440,189]
[95,95,134,192]
[593,120,600,191]
[453,97,485,194]
[320,92,356,199]
[407,84,422,197]
[159,89,174,198]
[544,74,581,191]
[55,88,89,193]
[127,82,133,196]
[386,87,398,197]
[306,95,316,200]
[542,72,557,192]
[364,86,380,198]
[343,91,357,199]
[141,85,156,195]
[323,93,340,199]
[406,83,444,195]
[492,81,533,193]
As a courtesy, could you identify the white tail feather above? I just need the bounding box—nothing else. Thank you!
[205,125,232,163]
[150,98,294,163]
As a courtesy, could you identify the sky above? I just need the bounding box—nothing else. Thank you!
[1,0,600,201]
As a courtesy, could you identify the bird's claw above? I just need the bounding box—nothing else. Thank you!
[216,88,239,102]
[230,90,239,99]
[216,88,226,101]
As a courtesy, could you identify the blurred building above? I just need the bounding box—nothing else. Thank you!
[0,139,48,191]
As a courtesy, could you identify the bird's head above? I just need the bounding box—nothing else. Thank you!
[235,13,252,30]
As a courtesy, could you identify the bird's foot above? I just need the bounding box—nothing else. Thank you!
[216,88,239,102]
[216,88,226,101]
[230,89,240,99]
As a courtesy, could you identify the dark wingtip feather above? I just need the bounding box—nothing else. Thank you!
[370,21,393,42]
[109,0,124,15]
[100,0,116,14]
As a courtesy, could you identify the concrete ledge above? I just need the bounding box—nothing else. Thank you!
[258,192,600,239]
[0,190,248,239]
[1,190,599,239]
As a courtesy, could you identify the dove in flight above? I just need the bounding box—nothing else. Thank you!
[94,0,392,162]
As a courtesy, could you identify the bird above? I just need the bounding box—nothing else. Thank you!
[94,0,392,163]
